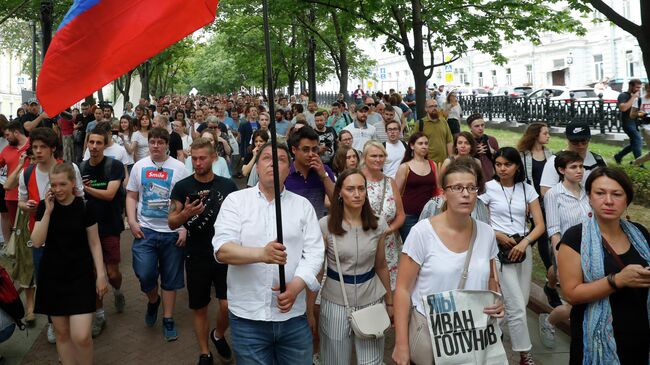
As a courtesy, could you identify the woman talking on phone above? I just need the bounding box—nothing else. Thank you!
[479,147,545,365]
[31,163,108,365]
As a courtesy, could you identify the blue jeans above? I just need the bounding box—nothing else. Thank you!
[228,312,312,365]
[132,227,184,293]
[399,214,420,242]
[617,120,643,159]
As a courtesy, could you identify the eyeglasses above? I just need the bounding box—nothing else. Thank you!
[387,127,400,132]
[444,185,479,194]
[299,146,320,154]
[365,103,374,107]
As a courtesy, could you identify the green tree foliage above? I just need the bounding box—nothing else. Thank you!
[304,0,587,117]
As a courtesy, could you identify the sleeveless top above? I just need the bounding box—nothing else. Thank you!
[402,161,439,215]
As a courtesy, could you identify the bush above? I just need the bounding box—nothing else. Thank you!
[620,165,650,207]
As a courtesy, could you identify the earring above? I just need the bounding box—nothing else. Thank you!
[625,208,630,221]
[338,196,343,203]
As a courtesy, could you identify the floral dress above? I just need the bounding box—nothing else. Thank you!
[367,176,403,290]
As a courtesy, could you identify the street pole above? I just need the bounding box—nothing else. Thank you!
[262,0,286,292]
[307,6,316,102]
[31,20,36,91]
[40,0,53,57]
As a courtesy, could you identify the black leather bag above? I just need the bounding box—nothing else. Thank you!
[497,234,526,264]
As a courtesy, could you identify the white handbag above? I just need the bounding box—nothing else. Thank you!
[331,234,390,339]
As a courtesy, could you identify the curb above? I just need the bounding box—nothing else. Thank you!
[527,282,571,335]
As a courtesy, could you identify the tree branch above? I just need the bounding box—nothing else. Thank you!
[589,0,640,37]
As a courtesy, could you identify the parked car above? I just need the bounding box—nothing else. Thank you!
[453,87,490,97]
[526,87,567,100]
[492,86,533,97]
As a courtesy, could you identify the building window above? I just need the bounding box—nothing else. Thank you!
[491,70,497,86]
[622,0,630,18]
[526,65,533,85]
[437,70,442,80]
[478,72,484,87]
[594,54,604,81]
[457,68,467,85]
[506,68,512,85]
[553,59,565,69]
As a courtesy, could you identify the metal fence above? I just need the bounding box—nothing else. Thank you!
[458,92,623,133]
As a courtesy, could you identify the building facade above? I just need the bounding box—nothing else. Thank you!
[0,50,29,119]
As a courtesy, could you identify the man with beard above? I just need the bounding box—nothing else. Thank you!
[417,99,453,164]
[169,138,237,365]
[342,105,377,152]
[0,121,29,223]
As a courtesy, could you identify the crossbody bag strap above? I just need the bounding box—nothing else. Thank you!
[331,234,351,311]
[378,177,387,216]
[458,218,477,290]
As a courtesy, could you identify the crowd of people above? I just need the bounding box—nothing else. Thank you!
[0,82,648,365]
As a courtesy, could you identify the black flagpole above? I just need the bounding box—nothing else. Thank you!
[262,0,286,293]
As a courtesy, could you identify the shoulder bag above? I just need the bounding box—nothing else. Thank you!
[331,234,390,339]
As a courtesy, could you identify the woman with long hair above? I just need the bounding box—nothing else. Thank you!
[517,122,556,306]
[538,151,590,348]
[172,118,193,156]
[392,158,503,365]
[332,145,360,176]
[479,147,545,365]
[31,163,108,365]
[131,114,151,162]
[443,92,462,134]
[395,132,442,241]
[241,130,269,187]
[558,167,649,365]
[361,141,405,289]
[116,115,135,172]
[308,169,392,365]
[439,131,481,185]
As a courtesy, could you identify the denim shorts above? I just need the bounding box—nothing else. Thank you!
[132,227,184,293]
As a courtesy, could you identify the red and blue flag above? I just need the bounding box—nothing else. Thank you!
[37,0,219,115]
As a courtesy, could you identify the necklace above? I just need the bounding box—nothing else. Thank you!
[500,182,516,223]
[151,158,165,171]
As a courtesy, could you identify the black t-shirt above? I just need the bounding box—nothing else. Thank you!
[80,157,125,236]
[170,175,238,255]
[18,112,53,135]
[531,158,545,196]
[169,131,183,159]
[560,223,650,365]
[36,197,96,279]
[618,92,633,124]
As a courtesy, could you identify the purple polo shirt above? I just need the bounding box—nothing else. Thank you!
[285,163,335,219]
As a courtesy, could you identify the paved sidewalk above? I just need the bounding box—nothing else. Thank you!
[7,228,570,365]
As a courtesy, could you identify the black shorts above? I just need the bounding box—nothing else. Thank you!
[0,185,7,213]
[185,253,227,309]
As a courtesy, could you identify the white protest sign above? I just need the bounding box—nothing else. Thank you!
[423,290,507,365]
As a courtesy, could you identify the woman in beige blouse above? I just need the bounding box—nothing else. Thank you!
[308,168,392,365]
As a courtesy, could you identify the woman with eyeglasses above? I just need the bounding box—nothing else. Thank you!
[338,130,354,150]
[361,141,405,290]
[557,167,649,365]
[395,132,442,242]
[392,158,503,365]
[479,147,545,365]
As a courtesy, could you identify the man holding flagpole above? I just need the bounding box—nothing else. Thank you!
[212,142,323,365]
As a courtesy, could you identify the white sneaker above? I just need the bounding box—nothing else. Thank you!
[47,323,56,344]
[538,313,556,348]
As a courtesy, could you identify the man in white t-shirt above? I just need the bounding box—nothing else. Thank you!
[539,122,606,197]
[126,127,188,342]
[383,120,406,178]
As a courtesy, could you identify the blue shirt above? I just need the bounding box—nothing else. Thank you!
[275,120,290,135]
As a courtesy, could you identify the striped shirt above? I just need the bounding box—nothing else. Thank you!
[543,182,592,237]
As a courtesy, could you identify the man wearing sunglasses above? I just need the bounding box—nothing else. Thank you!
[539,121,606,197]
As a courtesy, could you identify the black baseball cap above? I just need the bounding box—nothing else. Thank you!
[565,121,591,141]
[358,105,370,112]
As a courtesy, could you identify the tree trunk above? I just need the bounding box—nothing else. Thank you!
[411,0,427,119]
[331,11,348,96]
[97,88,104,103]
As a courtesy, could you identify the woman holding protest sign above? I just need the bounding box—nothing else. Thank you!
[557,167,650,365]
[308,169,393,365]
[392,158,503,365]
[479,147,545,365]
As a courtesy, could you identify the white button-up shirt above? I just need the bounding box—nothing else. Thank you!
[544,182,592,238]
[212,184,324,322]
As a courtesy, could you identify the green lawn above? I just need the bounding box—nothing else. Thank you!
[468,126,650,285]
